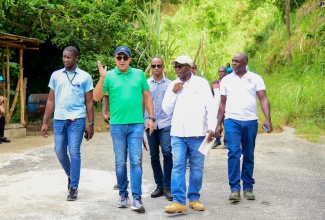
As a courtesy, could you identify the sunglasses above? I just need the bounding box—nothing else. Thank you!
[174,64,188,70]
[151,64,163,69]
[115,56,129,61]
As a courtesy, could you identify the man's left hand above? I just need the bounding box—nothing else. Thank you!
[206,130,215,143]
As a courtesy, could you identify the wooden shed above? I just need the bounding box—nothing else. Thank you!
[0,32,44,128]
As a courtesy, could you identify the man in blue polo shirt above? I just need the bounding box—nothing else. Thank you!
[41,46,94,201]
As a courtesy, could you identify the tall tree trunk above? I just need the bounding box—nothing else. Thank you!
[285,0,292,61]
[285,0,290,39]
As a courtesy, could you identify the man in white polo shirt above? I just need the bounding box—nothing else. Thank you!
[215,52,273,201]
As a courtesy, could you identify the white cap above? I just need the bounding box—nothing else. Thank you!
[170,55,193,66]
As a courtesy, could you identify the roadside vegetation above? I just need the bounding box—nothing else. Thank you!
[0,0,324,141]
[147,0,325,141]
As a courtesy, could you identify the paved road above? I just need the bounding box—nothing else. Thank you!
[0,127,324,220]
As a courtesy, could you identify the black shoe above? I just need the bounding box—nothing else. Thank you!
[67,187,78,201]
[68,177,71,191]
[212,139,221,149]
[151,187,164,198]
[164,188,173,201]
[0,137,10,143]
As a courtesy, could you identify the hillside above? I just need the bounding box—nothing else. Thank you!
[159,0,325,141]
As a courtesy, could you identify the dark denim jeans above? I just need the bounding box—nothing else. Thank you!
[53,118,85,188]
[110,123,143,198]
[225,119,258,192]
[146,125,172,189]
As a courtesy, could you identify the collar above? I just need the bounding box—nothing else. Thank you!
[150,76,165,83]
[232,70,252,79]
[63,67,79,74]
[114,66,131,75]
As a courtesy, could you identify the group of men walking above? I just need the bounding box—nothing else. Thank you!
[41,45,273,214]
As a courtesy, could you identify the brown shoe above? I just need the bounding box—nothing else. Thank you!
[113,180,129,190]
[165,202,187,214]
[189,200,204,211]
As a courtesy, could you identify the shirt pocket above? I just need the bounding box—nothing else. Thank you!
[71,82,84,99]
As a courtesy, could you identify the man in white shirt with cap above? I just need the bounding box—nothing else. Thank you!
[162,55,218,214]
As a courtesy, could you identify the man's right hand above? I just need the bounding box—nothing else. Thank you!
[215,125,223,138]
[97,60,107,79]
[41,124,48,138]
[102,114,109,124]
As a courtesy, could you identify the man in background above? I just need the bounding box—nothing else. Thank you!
[211,66,228,149]
[145,56,173,201]
[226,63,233,75]
[0,76,11,144]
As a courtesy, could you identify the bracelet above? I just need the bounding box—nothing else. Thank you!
[88,122,94,126]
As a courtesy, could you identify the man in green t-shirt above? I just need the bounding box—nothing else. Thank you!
[0,76,11,144]
[93,46,154,213]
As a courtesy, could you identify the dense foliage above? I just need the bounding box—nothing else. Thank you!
[0,0,148,79]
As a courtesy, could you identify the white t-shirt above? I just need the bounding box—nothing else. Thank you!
[220,71,266,121]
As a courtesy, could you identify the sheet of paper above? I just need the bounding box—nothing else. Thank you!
[198,136,216,156]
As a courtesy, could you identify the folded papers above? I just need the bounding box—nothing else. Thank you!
[198,135,216,156]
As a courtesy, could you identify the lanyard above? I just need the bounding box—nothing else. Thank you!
[65,71,80,87]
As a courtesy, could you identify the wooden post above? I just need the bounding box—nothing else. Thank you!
[23,77,27,126]
[19,48,25,126]
[5,46,10,124]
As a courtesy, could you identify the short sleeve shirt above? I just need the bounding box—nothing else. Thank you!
[144,76,172,129]
[220,71,266,121]
[103,66,149,124]
[48,67,94,120]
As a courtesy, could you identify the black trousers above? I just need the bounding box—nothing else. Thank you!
[0,116,5,137]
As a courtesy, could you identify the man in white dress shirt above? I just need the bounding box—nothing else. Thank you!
[162,55,218,214]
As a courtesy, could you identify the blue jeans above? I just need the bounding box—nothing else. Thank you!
[146,125,172,189]
[225,119,258,192]
[171,136,205,205]
[53,118,85,188]
[110,124,143,198]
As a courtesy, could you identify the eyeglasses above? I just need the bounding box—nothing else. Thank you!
[191,67,196,70]
[174,64,187,70]
[115,56,129,61]
[151,64,163,69]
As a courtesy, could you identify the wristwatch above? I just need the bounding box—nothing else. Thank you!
[148,117,156,122]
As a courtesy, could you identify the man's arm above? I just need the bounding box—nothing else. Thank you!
[143,90,154,135]
[162,83,177,115]
[85,90,95,140]
[41,89,55,138]
[215,95,226,137]
[93,61,107,101]
[257,90,273,133]
[102,95,109,124]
